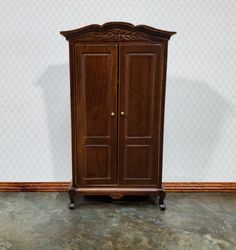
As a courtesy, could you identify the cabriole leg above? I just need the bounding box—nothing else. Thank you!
[68,188,76,210]
[158,190,166,211]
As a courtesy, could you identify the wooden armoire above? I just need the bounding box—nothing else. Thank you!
[60,22,175,210]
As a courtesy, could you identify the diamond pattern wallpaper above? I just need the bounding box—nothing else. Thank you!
[0,0,235,181]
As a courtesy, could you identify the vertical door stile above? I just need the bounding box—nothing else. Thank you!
[117,43,120,185]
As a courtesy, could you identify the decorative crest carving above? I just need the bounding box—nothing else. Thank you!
[110,194,124,199]
[87,30,149,42]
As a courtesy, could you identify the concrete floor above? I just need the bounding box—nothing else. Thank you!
[0,193,235,250]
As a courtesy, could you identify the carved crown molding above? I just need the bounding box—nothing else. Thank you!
[60,22,176,42]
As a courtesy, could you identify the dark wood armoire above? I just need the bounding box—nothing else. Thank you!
[60,22,175,210]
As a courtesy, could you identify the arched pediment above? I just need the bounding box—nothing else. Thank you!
[60,22,176,42]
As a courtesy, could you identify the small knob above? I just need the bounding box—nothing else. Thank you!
[110,112,115,117]
[120,112,125,116]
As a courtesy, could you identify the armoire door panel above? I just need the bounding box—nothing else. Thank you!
[75,44,117,185]
[83,53,112,137]
[124,145,152,180]
[124,53,155,138]
[85,145,111,180]
[119,44,164,185]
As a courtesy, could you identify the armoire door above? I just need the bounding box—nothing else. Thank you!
[119,44,164,185]
[75,44,118,185]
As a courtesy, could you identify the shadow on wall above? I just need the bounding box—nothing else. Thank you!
[164,77,235,181]
[36,64,71,181]
[36,68,235,182]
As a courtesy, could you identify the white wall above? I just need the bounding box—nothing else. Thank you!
[0,0,236,181]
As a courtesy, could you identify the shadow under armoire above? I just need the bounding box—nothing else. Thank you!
[60,22,176,210]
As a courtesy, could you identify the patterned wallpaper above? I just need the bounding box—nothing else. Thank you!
[0,0,235,181]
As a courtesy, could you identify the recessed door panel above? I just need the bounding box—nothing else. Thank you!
[84,54,112,137]
[119,44,164,185]
[85,145,111,180]
[125,53,154,137]
[124,145,152,180]
[75,44,117,185]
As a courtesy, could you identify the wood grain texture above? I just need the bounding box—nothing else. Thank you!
[1,182,236,192]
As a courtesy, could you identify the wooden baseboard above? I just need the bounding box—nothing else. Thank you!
[164,182,236,192]
[0,182,70,192]
[0,182,236,192]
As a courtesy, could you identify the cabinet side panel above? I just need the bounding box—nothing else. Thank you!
[69,43,78,186]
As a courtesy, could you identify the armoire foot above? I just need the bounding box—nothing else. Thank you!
[68,188,76,210]
[158,190,166,211]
